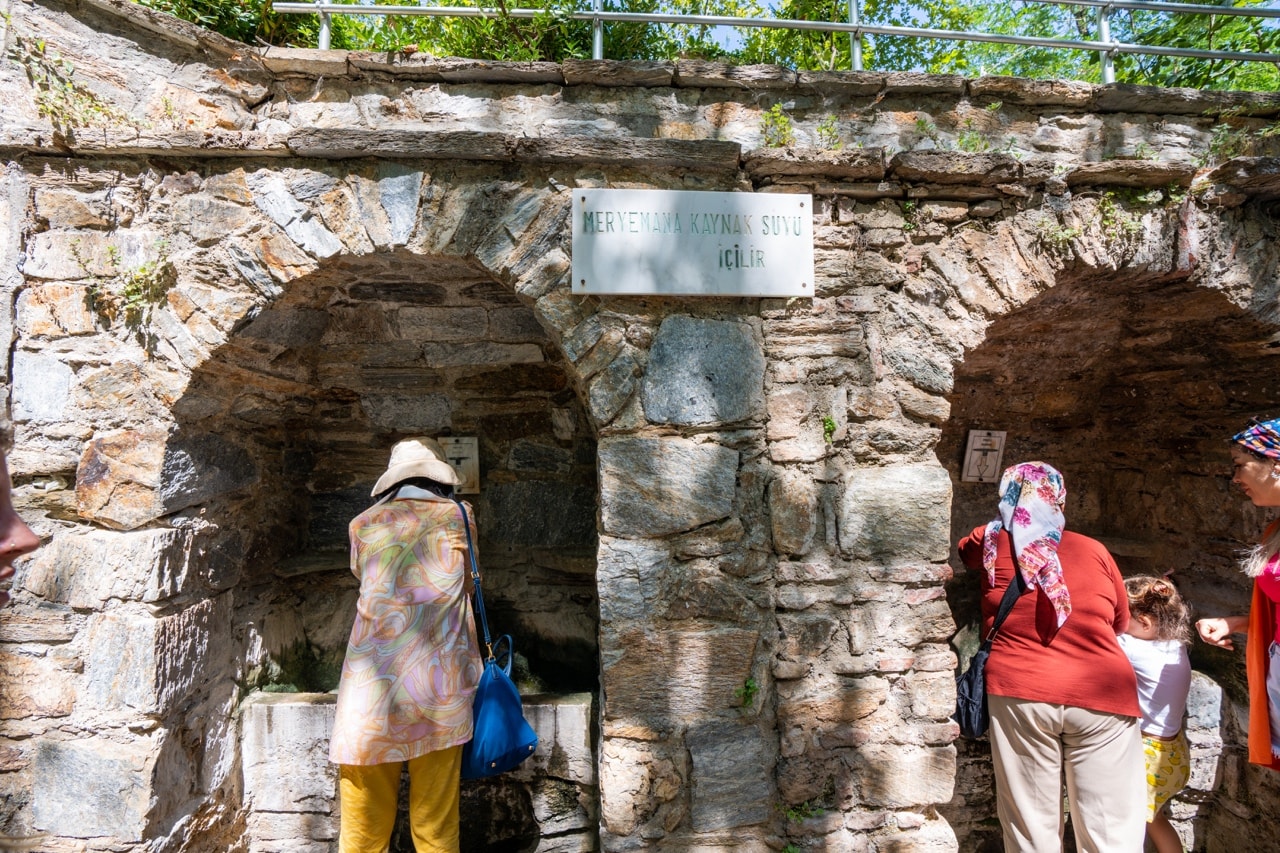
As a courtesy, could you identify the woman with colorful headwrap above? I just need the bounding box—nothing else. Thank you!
[1194,417,1280,772]
[958,461,1145,852]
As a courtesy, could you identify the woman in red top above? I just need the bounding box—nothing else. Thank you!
[1195,417,1280,772]
[958,461,1144,852]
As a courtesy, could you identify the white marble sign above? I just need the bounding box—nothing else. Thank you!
[571,189,814,297]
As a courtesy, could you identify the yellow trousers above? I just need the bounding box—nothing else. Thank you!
[337,746,462,853]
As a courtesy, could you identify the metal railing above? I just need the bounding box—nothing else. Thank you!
[272,0,1280,85]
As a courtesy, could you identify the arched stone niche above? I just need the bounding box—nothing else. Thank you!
[935,204,1280,851]
[162,249,601,697]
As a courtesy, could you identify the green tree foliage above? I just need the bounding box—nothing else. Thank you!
[136,0,320,46]
[133,0,1280,90]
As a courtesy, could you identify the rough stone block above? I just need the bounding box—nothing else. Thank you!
[247,174,343,258]
[852,745,956,807]
[83,595,231,715]
[378,165,424,246]
[32,733,182,841]
[241,693,338,813]
[361,392,452,432]
[12,351,72,423]
[24,526,201,606]
[639,316,764,426]
[0,651,75,719]
[16,283,97,337]
[599,437,738,537]
[837,465,952,562]
[601,627,758,725]
[687,722,773,831]
[484,480,596,549]
[769,470,819,556]
[159,430,259,515]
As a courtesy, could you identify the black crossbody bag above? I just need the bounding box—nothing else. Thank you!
[954,563,1028,738]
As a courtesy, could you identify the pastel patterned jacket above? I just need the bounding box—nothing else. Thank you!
[329,494,483,766]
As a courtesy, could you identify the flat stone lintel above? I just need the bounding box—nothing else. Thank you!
[351,54,566,84]
[562,59,676,87]
[286,128,517,160]
[2,128,292,158]
[1067,159,1197,188]
[744,147,887,181]
[1197,156,1280,203]
[515,136,742,171]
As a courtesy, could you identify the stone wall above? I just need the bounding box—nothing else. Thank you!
[4,0,1280,850]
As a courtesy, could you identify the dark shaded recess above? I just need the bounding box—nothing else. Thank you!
[481,481,597,549]
[457,364,570,394]
[348,281,451,304]
[939,267,1280,852]
[309,486,376,551]
[386,777,539,853]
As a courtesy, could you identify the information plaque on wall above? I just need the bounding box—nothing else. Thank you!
[962,430,1007,483]
[438,436,480,494]
[571,188,814,297]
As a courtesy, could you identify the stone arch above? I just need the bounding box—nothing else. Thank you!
[931,199,1280,850]
[43,159,618,850]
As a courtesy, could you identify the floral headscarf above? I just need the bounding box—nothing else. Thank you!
[1233,417,1280,460]
[982,461,1072,630]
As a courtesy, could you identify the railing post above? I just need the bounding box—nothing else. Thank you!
[317,0,332,49]
[848,0,862,71]
[1097,3,1114,84]
[592,0,604,59]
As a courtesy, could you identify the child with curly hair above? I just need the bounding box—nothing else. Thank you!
[1118,575,1193,853]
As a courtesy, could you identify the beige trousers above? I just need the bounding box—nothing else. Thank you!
[988,695,1145,853]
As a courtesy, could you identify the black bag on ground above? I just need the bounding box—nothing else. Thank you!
[954,566,1026,739]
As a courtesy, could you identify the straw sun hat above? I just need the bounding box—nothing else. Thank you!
[371,437,463,496]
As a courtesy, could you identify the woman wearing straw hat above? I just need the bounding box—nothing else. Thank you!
[329,437,484,853]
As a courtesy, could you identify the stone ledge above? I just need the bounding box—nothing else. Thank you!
[1066,159,1197,188]
[258,47,352,77]
[352,54,566,84]
[0,128,293,158]
[76,0,250,59]
[286,128,516,160]
[563,59,675,87]
[968,76,1094,108]
[745,147,887,181]
[889,150,1021,186]
[515,136,741,171]
[673,60,797,89]
[1095,83,1280,118]
[1194,156,1280,205]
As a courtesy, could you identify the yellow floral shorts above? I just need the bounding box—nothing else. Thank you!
[1142,730,1190,821]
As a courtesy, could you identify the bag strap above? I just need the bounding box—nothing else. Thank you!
[454,499,494,661]
[981,561,1028,650]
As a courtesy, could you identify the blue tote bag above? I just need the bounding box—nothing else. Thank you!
[454,500,538,780]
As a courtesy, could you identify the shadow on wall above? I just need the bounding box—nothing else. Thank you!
[936,265,1280,851]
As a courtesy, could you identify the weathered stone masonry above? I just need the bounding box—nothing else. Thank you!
[5,0,1280,850]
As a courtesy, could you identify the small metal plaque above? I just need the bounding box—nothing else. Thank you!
[571,188,814,297]
[439,436,480,494]
[962,430,1007,483]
